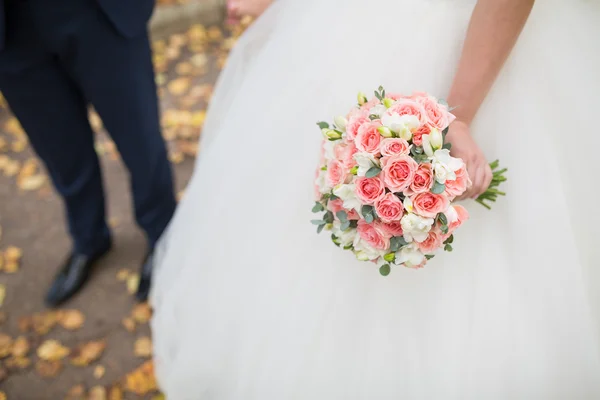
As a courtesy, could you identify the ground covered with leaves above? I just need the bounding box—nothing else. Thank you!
[0,18,251,400]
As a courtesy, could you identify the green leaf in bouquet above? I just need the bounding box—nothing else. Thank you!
[374,90,383,101]
[425,255,435,260]
[365,213,374,223]
[476,160,507,209]
[431,181,446,194]
[443,234,454,244]
[444,244,453,252]
[442,143,452,150]
[317,224,325,234]
[329,193,340,201]
[336,210,348,223]
[369,114,379,121]
[437,212,448,226]
[411,146,424,156]
[365,167,382,178]
[312,202,325,213]
[438,99,449,107]
[340,220,351,231]
[440,225,449,234]
[361,205,373,215]
[442,127,449,136]
[350,166,359,175]
[317,121,330,129]
[389,236,408,252]
[343,243,354,250]
[379,264,391,276]
[311,219,325,225]
[349,220,359,229]
[324,211,334,224]
[331,234,341,247]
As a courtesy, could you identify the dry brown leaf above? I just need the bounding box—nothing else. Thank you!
[65,384,86,400]
[93,365,106,379]
[0,285,5,307]
[35,359,63,378]
[124,360,158,395]
[37,339,70,361]
[167,77,191,96]
[88,385,107,400]
[32,311,59,335]
[121,317,136,333]
[131,303,152,324]
[4,355,31,370]
[0,390,6,400]
[70,340,106,367]
[126,274,140,295]
[0,334,12,358]
[4,246,22,262]
[175,62,193,75]
[19,174,47,191]
[116,269,130,282]
[11,336,29,357]
[107,385,124,400]
[134,337,152,358]
[59,309,85,330]
[17,315,32,333]
[3,262,18,274]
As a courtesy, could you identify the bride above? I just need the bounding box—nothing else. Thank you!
[151,0,600,398]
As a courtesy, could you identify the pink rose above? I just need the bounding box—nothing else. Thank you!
[412,192,450,218]
[345,114,369,141]
[328,199,359,220]
[380,138,410,157]
[418,96,453,130]
[360,97,381,112]
[411,125,431,146]
[445,164,471,199]
[334,142,358,169]
[386,93,405,101]
[379,221,404,237]
[448,205,469,233]
[407,163,434,195]
[417,230,443,254]
[355,121,382,154]
[387,99,427,123]
[326,159,347,187]
[381,154,419,193]
[355,176,386,205]
[314,168,322,201]
[374,192,404,223]
[357,220,390,250]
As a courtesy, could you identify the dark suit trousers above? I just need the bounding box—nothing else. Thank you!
[0,0,176,255]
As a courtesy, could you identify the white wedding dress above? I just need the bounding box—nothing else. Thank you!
[150,0,600,398]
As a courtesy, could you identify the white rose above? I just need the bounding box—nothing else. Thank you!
[333,221,357,247]
[316,169,331,195]
[431,149,463,184]
[381,113,419,140]
[369,104,387,118]
[353,236,384,261]
[395,243,425,268]
[333,184,362,212]
[353,152,378,177]
[400,213,434,243]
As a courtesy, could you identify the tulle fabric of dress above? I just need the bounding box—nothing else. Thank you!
[151,0,600,398]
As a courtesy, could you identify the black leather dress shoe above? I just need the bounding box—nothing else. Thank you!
[136,250,154,302]
[45,242,111,308]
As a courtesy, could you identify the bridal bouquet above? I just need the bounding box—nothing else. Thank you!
[312,86,506,275]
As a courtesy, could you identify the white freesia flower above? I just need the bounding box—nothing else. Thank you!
[353,236,384,261]
[333,221,357,247]
[400,213,434,243]
[403,196,414,213]
[322,140,336,161]
[395,243,425,268]
[431,149,463,184]
[422,134,434,157]
[333,184,362,212]
[334,116,348,131]
[315,169,331,195]
[353,152,378,177]
[369,104,387,118]
[429,128,443,150]
[381,113,420,141]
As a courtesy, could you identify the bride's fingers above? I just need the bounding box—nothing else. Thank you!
[470,163,486,199]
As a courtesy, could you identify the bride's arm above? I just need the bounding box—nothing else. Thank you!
[447,0,535,199]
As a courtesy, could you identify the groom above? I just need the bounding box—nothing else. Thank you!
[0,0,176,306]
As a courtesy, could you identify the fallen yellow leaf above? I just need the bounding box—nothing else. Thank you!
[0,390,6,400]
[70,340,106,367]
[0,284,5,307]
[93,365,106,379]
[4,246,22,263]
[4,355,31,370]
[169,150,184,164]
[134,337,152,358]
[116,268,130,282]
[124,361,158,395]
[191,111,206,128]
[0,367,6,383]
[17,158,37,179]
[59,309,85,330]
[131,303,152,324]
[152,394,166,400]
[207,26,223,42]
[107,385,124,400]
[19,174,47,191]
[0,334,13,358]
[65,384,86,400]
[175,62,193,75]
[0,311,6,325]
[167,77,191,96]
[0,137,7,152]
[3,160,20,177]
[190,53,208,69]
[3,262,18,274]
[122,317,136,333]
[32,311,59,335]
[37,339,70,361]
[5,117,25,137]
[10,139,27,153]
[187,24,208,42]
[11,336,29,357]
[126,274,140,295]
[169,33,187,48]
[35,359,63,378]
[88,385,107,400]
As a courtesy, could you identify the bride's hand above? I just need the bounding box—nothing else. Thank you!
[445,120,492,200]
[227,0,272,21]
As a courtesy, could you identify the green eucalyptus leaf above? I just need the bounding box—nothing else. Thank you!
[379,264,391,276]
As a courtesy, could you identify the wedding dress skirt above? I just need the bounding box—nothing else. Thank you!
[151,0,600,398]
